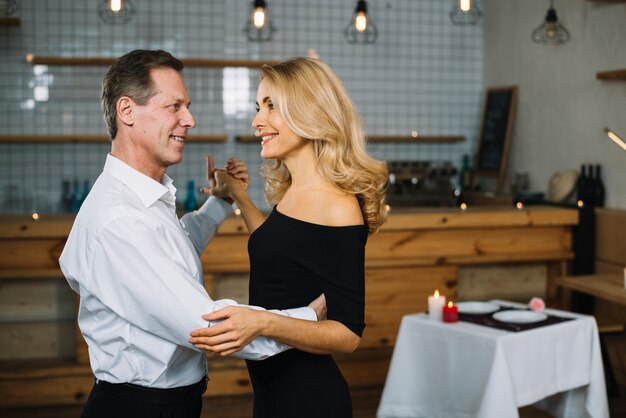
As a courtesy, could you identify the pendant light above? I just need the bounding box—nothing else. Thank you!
[344,0,378,44]
[531,0,570,45]
[0,0,19,16]
[244,0,276,42]
[98,0,136,24]
[449,0,482,26]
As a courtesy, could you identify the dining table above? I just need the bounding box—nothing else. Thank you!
[376,300,609,418]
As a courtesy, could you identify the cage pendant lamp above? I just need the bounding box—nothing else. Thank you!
[532,0,570,45]
[345,0,378,44]
[0,0,19,16]
[98,0,136,24]
[244,0,276,42]
[449,0,482,26]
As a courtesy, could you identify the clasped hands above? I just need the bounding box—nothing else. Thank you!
[200,155,249,203]
[189,294,327,356]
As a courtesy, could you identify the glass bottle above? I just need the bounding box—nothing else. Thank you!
[459,154,472,191]
[576,165,587,204]
[184,180,198,211]
[61,180,73,213]
[70,180,83,213]
[593,165,605,208]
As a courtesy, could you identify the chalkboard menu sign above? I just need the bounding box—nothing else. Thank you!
[474,86,517,192]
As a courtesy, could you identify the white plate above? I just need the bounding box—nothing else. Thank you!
[456,301,500,315]
[492,310,547,324]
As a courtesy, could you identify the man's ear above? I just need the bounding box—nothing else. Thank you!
[116,96,134,127]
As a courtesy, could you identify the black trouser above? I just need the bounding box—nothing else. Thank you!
[81,377,207,418]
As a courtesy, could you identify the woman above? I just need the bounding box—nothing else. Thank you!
[191,57,388,417]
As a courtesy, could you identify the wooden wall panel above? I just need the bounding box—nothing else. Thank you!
[362,266,457,348]
[596,208,626,267]
[201,235,250,272]
[458,264,547,302]
[213,273,249,303]
[0,239,65,269]
[0,280,74,322]
[594,208,626,392]
[365,227,572,263]
[0,321,75,360]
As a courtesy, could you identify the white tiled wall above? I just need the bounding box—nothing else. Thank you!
[0,0,483,213]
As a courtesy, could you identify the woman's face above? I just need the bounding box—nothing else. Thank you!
[252,78,307,160]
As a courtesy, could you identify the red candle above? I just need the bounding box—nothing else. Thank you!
[443,301,459,323]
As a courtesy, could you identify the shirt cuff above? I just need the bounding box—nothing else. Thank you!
[284,307,318,321]
[197,196,233,223]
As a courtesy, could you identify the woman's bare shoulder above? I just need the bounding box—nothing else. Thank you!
[310,191,363,227]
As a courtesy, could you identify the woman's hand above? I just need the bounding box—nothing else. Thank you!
[189,306,268,356]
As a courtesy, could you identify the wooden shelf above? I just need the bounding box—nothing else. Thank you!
[0,268,64,281]
[368,135,464,144]
[236,135,258,143]
[596,69,626,80]
[237,135,465,144]
[0,134,228,143]
[25,54,279,68]
[0,17,20,26]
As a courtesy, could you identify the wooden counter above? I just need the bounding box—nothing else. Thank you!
[0,205,577,407]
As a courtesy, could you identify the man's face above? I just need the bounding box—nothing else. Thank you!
[131,67,196,174]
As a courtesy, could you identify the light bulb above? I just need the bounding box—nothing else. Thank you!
[546,23,556,39]
[110,0,122,13]
[355,12,367,32]
[460,0,470,12]
[253,7,265,29]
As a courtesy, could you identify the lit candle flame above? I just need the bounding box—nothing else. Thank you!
[460,0,471,12]
[448,301,453,308]
[434,289,440,298]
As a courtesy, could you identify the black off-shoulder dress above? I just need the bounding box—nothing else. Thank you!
[246,206,368,418]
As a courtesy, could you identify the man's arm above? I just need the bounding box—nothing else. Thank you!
[77,216,315,360]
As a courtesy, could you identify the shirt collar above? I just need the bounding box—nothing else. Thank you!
[104,154,177,207]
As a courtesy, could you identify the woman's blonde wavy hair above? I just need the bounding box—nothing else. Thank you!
[259,57,388,234]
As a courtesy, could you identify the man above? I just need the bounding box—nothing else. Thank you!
[60,50,322,418]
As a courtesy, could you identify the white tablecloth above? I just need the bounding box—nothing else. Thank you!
[377,300,609,418]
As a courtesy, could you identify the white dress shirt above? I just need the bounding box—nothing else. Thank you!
[60,154,315,388]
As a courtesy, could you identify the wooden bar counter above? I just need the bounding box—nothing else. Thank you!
[0,205,577,408]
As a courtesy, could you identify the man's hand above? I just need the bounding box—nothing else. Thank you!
[189,306,267,356]
[309,293,327,321]
[200,156,249,202]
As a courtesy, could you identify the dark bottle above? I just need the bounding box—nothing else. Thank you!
[459,154,472,191]
[70,180,83,213]
[593,164,605,208]
[82,180,91,203]
[576,164,587,204]
[61,180,73,213]
[584,164,596,207]
[184,180,198,211]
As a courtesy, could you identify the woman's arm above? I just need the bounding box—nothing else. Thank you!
[189,307,360,356]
